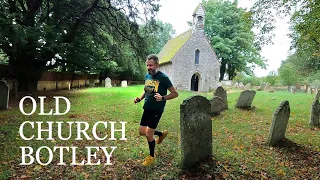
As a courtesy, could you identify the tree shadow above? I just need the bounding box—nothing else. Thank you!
[272,138,320,176]
[178,157,220,180]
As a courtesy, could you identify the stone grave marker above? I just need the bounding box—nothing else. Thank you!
[236,90,256,109]
[315,90,320,100]
[121,80,127,87]
[0,81,9,110]
[267,101,290,146]
[213,86,228,110]
[309,99,320,127]
[239,82,244,89]
[105,77,112,88]
[210,96,223,115]
[180,95,212,170]
[234,82,239,88]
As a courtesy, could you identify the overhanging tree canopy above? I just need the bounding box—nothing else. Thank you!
[203,0,266,81]
[0,0,160,91]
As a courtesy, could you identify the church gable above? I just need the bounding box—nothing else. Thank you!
[158,3,220,92]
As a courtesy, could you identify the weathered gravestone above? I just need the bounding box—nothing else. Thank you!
[210,96,223,115]
[214,86,228,110]
[180,96,212,170]
[105,77,112,88]
[121,80,127,87]
[0,81,9,110]
[309,99,320,127]
[239,82,244,89]
[291,86,297,94]
[315,90,320,100]
[234,82,239,88]
[267,101,290,146]
[236,90,256,109]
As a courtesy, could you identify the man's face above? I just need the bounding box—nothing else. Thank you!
[146,59,159,75]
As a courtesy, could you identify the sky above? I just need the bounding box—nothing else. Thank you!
[157,0,291,77]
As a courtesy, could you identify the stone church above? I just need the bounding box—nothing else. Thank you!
[158,4,220,92]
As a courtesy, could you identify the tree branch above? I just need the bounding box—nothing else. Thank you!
[63,0,100,43]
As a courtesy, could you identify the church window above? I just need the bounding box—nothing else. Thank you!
[195,49,200,64]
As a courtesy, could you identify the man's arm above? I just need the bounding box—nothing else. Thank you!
[154,86,178,101]
[139,92,145,100]
[134,92,145,104]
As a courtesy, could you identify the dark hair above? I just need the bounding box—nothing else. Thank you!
[147,54,159,64]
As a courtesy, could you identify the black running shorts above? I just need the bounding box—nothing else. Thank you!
[140,110,163,129]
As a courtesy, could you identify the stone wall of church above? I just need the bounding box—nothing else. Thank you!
[170,30,220,92]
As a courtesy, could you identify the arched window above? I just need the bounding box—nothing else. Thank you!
[195,49,200,64]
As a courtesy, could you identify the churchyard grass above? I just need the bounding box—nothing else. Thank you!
[0,85,319,179]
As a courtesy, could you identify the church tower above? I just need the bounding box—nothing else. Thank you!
[192,4,206,30]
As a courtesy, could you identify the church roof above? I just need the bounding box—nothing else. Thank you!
[192,4,200,16]
[192,3,205,16]
[158,29,192,65]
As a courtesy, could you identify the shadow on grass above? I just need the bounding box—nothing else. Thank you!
[178,157,220,180]
[273,138,320,177]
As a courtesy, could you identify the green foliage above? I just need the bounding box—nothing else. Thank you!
[233,73,261,86]
[265,70,279,86]
[140,20,176,55]
[0,50,8,65]
[203,0,266,80]
[0,0,160,91]
[278,62,300,86]
[308,70,320,89]
[252,0,320,80]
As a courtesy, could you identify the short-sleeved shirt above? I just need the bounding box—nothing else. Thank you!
[143,71,173,112]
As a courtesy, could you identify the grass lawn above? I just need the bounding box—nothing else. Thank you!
[0,85,319,179]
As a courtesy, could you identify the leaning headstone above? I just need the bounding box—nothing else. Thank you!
[210,96,223,115]
[121,80,127,87]
[309,99,320,127]
[105,77,112,88]
[315,90,320,100]
[180,96,212,170]
[267,101,290,146]
[236,90,256,109]
[214,86,228,110]
[0,81,10,110]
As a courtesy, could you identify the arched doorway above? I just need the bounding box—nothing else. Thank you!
[191,74,199,91]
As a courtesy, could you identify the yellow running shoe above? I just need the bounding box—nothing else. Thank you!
[142,155,155,166]
[156,130,168,144]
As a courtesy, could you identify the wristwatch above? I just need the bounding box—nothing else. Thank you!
[162,96,165,101]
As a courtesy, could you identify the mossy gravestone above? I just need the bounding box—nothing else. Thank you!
[236,90,256,109]
[0,81,9,110]
[210,96,223,115]
[267,101,290,146]
[214,86,228,110]
[309,99,320,127]
[180,95,212,170]
[315,90,320,100]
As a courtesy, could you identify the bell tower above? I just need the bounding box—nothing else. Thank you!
[192,4,206,30]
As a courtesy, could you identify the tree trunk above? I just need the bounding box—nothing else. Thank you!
[219,59,227,81]
[8,56,46,93]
